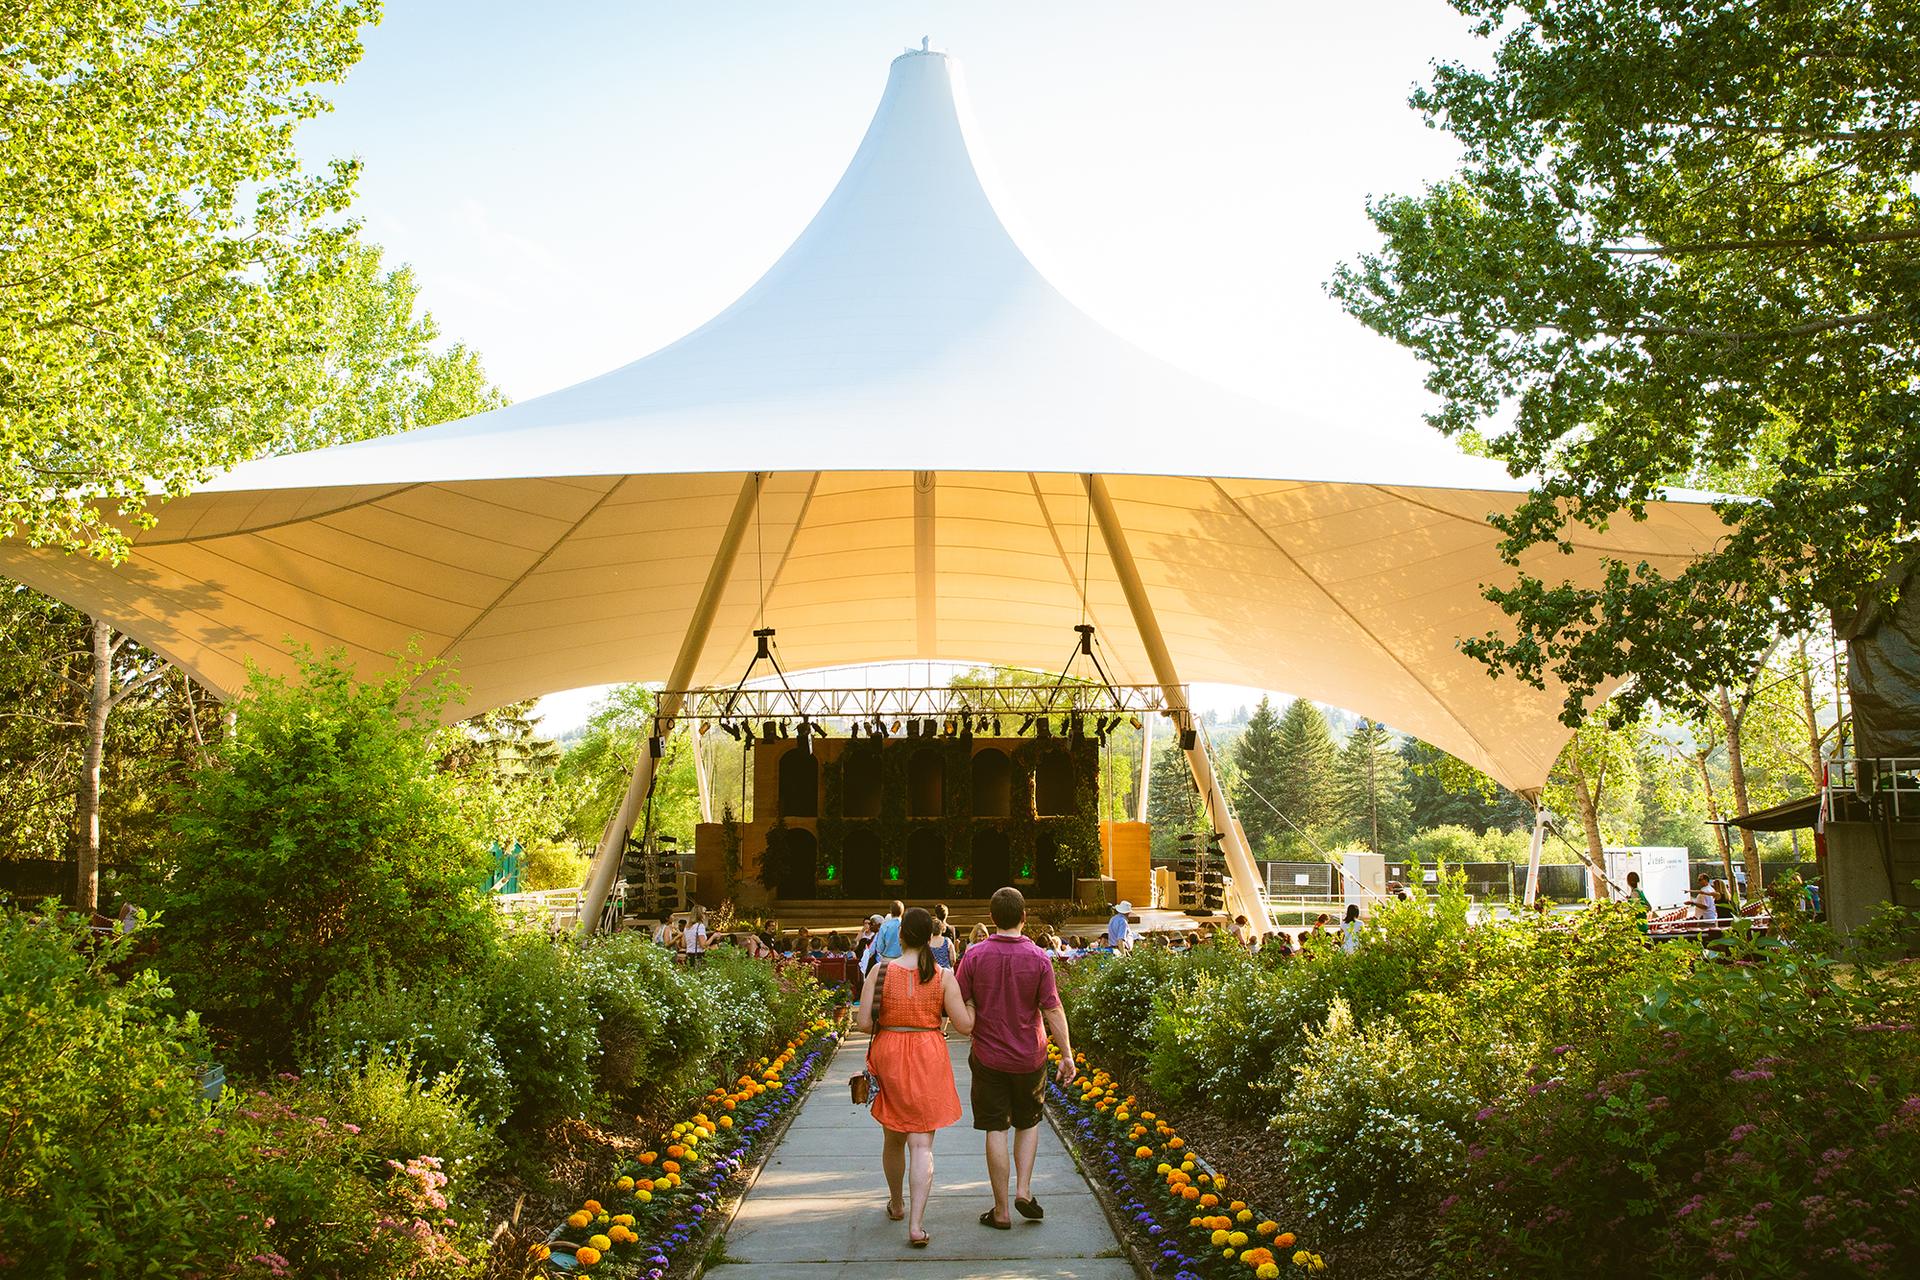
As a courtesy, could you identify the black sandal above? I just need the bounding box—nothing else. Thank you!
[1014,1195,1044,1220]
[909,1231,930,1248]
[978,1209,1011,1230]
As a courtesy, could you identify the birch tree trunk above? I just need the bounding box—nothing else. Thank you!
[1714,685,1765,893]
[74,616,112,912]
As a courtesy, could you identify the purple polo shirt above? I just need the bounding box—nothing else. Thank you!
[956,932,1060,1073]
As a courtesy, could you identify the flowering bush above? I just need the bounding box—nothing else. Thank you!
[1270,998,1476,1233]
[1048,1046,1327,1278]
[535,1019,838,1275]
[308,967,514,1128]
[1438,936,1920,1276]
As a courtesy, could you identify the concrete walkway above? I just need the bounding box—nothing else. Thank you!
[717,1032,1134,1280]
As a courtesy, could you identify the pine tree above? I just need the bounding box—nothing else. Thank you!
[1273,699,1340,845]
[1229,697,1287,853]
[1145,741,1202,860]
[1336,719,1410,853]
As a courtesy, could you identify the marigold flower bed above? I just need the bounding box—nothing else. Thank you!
[1046,1044,1328,1279]
[533,1017,838,1275]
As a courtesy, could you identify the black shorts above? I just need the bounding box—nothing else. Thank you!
[969,1053,1046,1132]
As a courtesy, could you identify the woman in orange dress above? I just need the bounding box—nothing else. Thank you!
[856,906,975,1247]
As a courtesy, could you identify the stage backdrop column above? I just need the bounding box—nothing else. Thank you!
[1086,474,1268,938]
[577,472,763,936]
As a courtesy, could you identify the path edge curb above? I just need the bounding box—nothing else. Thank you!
[1042,1089,1157,1280]
[687,1033,842,1279]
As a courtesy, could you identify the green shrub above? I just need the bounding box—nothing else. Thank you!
[306,968,512,1128]
[324,1051,498,1182]
[144,648,498,1068]
[0,906,276,1276]
[1273,997,1477,1235]
[475,923,598,1128]
[519,836,590,891]
[578,932,713,1105]
[1439,935,1920,1276]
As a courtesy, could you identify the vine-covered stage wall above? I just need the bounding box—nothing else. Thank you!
[692,736,1150,905]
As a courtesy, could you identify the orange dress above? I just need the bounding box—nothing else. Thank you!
[868,962,962,1134]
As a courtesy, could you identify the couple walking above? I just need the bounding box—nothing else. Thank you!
[854,886,1077,1248]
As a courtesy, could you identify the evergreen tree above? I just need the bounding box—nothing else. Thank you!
[1336,719,1410,853]
[1229,697,1287,853]
[1272,698,1340,845]
[1401,740,1532,834]
[1145,741,1202,860]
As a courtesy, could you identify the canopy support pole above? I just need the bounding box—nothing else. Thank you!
[578,473,761,937]
[1523,801,1547,906]
[692,726,714,824]
[1086,474,1267,938]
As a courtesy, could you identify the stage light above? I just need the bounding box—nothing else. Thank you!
[1017,715,1035,735]
[991,717,1002,736]
[1036,718,1052,740]
[648,735,664,759]
[1129,717,1142,730]
[1180,727,1197,750]
[743,724,757,746]
[849,722,862,739]
[890,720,902,733]
[764,720,778,741]
[796,722,814,757]
[905,719,920,739]
[720,721,741,740]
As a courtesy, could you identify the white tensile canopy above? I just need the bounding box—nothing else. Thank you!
[2,48,1723,928]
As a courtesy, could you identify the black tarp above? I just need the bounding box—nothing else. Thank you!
[1836,561,1920,758]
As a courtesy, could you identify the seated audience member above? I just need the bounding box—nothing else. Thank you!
[1270,931,1294,959]
[827,931,849,955]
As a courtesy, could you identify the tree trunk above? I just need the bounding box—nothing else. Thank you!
[74,616,112,912]
[1566,752,1607,897]
[1796,635,1826,787]
[1714,686,1764,894]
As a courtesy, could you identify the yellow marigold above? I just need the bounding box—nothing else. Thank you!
[1229,1232,1248,1247]
[636,1188,653,1203]
[1310,1258,1326,1273]
[589,1234,612,1251]
[1258,1220,1278,1235]
[1216,1174,1229,1190]
[616,1175,635,1191]
[653,1177,672,1191]
[1292,1250,1310,1266]
[667,1173,682,1187]
[567,1211,592,1229]
[1141,1110,1156,1120]
[613,1214,634,1226]
[1211,1230,1230,1247]
[1157,1163,1173,1176]
[719,1115,734,1128]
[575,1246,601,1266]
[1258,1266,1280,1280]
[1222,1248,1237,1260]
[1230,1201,1247,1213]
[1237,1209,1254,1223]
[528,1244,550,1260]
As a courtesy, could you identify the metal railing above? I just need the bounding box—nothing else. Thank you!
[1825,756,1920,821]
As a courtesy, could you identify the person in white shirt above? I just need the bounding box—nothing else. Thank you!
[683,906,709,966]
[1341,903,1363,954]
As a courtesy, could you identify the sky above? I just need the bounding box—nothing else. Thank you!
[295,0,1491,734]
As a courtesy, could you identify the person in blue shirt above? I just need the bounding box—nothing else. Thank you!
[863,900,905,974]
[1106,900,1132,951]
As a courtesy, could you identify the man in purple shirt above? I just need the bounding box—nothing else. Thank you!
[956,886,1077,1230]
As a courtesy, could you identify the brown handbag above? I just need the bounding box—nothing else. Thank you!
[850,964,884,1106]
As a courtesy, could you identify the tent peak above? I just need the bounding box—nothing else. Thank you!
[901,36,941,58]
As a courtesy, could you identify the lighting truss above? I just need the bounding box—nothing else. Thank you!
[656,680,1174,732]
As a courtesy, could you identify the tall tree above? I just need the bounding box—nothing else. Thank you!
[554,685,700,856]
[1401,738,1531,834]
[1543,713,1644,893]
[1336,719,1410,853]
[1145,740,1203,860]
[2,0,381,556]
[1331,0,1920,733]
[1230,696,1287,852]
[1272,697,1340,841]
